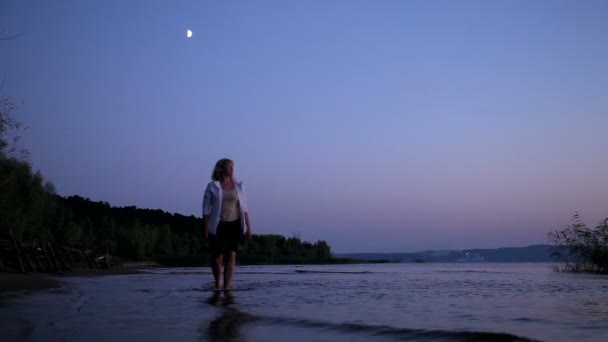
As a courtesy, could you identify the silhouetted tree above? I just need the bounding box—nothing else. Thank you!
[1,97,56,240]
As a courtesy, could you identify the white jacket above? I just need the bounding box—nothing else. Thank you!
[202,180,249,235]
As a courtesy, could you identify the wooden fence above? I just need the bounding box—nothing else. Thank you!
[0,230,111,273]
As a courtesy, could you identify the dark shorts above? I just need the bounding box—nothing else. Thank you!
[209,219,243,257]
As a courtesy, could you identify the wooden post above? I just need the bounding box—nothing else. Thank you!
[69,248,77,269]
[63,246,76,271]
[33,243,45,272]
[69,247,79,269]
[84,250,94,269]
[41,242,56,272]
[0,239,10,272]
[46,241,63,272]
[78,249,86,268]
[71,248,80,269]
[0,250,5,271]
[77,250,86,268]
[90,254,101,269]
[106,248,111,269]
[23,244,37,273]
[8,229,26,273]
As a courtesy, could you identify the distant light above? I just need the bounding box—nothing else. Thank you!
[186,29,193,38]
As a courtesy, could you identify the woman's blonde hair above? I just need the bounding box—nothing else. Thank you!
[211,158,234,181]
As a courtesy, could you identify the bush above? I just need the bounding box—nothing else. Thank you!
[549,213,608,274]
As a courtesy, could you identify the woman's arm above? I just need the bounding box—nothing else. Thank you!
[203,216,209,240]
[238,181,252,239]
[244,212,252,239]
[202,184,213,240]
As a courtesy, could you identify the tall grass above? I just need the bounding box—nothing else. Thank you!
[549,213,608,274]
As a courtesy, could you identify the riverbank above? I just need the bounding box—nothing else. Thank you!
[0,262,160,293]
[0,273,62,293]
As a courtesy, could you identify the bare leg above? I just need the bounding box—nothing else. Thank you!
[223,251,237,290]
[211,254,223,290]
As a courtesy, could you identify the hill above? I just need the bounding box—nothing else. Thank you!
[336,245,555,263]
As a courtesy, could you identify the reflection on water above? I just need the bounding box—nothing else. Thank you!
[1,263,607,342]
[206,291,222,306]
[203,291,254,342]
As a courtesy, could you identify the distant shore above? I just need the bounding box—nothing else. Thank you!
[0,262,159,294]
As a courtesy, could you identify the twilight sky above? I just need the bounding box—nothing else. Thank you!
[1,0,606,253]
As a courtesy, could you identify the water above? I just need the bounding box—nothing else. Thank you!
[1,263,608,341]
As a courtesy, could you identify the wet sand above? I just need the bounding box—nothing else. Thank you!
[0,263,158,293]
[0,273,62,293]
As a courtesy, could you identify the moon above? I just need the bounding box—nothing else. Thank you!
[186,29,193,38]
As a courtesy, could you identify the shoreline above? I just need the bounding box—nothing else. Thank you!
[0,262,159,294]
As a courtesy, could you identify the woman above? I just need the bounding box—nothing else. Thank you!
[202,158,252,291]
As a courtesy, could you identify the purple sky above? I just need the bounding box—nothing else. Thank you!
[1,0,607,253]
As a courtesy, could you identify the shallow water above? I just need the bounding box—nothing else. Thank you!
[1,263,607,341]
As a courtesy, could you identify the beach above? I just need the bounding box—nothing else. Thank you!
[0,273,62,293]
[0,263,154,293]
